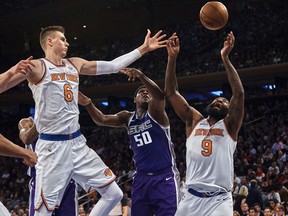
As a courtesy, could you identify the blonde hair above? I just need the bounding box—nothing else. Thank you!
[239,185,249,197]
[233,211,240,216]
[39,25,65,50]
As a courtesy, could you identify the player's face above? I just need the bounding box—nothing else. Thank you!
[51,31,69,57]
[135,87,151,108]
[207,97,229,119]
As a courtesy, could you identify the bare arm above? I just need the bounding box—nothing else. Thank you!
[222,32,244,139]
[0,56,40,93]
[164,34,203,136]
[120,68,169,126]
[18,117,39,145]
[122,206,128,216]
[78,92,131,127]
[0,134,37,166]
[74,30,167,75]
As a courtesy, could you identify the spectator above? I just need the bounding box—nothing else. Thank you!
[241,202,250,216]
[263,206,272,216]
[246,180,264,210]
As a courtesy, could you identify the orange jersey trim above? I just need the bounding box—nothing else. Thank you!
[34,188,55,211]
[35,60,47,86]
[98,175,116,189]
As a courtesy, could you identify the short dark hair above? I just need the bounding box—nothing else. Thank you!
[39,25,65,50]
[133,85,146,98]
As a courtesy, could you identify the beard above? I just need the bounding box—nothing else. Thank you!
[207,103,228,120]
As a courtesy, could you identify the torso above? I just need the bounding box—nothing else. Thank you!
[29,58,80,134]
[185,118,236,191]
[127,111,177,173]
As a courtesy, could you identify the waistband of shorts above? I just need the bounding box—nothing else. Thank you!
[39,129,81,141]
[136,166,172,176]
[188,187,229,198]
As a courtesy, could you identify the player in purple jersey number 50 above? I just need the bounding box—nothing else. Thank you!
[78,67,180,216]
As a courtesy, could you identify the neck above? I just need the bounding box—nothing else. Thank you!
[136,108,147,118]
[45,52,64,65]
[207,116,218,126]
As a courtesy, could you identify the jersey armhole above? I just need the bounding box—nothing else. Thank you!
[187,117,204,138]
[223,119,237,142]
[34,59,47,86]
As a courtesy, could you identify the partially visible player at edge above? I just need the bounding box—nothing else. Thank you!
[78,67,180,216]
[0,134,37,166]
[0,133,37,216]
[18,117,78,216]
[164,31,244,215]
[0,25,168,216]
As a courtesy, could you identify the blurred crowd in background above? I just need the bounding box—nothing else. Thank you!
[0,0,288,215]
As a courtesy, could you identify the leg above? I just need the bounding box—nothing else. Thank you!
[89,181,123,216]
[72,136,122,216]
[34,140,73,216]
[54,180,78,216]
[153,173,179,216]
[131,174,153,216]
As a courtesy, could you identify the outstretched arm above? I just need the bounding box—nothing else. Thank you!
[78,92,131,127]
[120,68,169,126]
[76,29,167,75]
[0,134,37,166]
[0,56,36,94]
[222,32,244,139]
[164,34,202,136]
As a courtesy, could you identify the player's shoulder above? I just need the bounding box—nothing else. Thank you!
[66,57,87,70]
[120,110,133,118]
[67,57,86,63]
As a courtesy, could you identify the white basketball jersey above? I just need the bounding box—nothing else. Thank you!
[185,118,236,191]
[29,58,80,134]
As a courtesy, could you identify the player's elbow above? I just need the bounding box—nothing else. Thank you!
[234,89,244,99]
[20,135,30,145]
[164,89,176,101]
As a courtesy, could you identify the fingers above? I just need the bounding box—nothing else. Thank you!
[156,33,167,42]
[26,56,36,67]
[158,40,168,46]
[23,159,36,167]
[23,160,29,167]
[145,29,151,40]
[168,33,177,40]
[120,68,139,82]
[17,57,35,75]
[153,30,163,38]
[175,37,180,46]
[167,37,179,47]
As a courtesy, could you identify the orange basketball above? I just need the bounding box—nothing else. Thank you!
[199,1,228,30]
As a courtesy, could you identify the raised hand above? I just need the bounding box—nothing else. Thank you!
[166,33,180,59]
[221,31,235,58]
[142,29,167,52]
[13,56,36,75]
[120,68,143,82]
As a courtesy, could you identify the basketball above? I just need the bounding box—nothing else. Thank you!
[199,1,228,30]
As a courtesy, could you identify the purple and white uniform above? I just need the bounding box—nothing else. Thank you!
[128,111,179,216]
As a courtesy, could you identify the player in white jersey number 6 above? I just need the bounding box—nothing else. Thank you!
[164,31,244,215]
[0,25,168,216]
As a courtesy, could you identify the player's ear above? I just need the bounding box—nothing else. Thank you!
[47,37,53,47]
